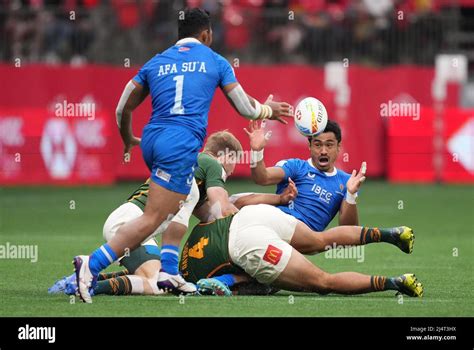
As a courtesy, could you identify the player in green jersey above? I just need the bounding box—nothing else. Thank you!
[49,131,296,296]
[181,204,423,298]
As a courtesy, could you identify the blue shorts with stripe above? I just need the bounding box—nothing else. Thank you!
[140,124,201,195]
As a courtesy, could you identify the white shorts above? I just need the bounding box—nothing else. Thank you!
[228,204,298,284]
[102,179,200,245]
[102,202,158,247]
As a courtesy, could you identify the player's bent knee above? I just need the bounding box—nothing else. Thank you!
[142,212,167,231]
[134,260,160,280]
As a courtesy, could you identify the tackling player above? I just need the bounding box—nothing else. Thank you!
[180,204,423,297]
[73,8,293,302]
[51,131,295,296]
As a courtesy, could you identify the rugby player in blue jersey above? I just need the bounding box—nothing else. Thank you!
[245,119,367,230]
[73,8,293,303]
[194,120,418,297]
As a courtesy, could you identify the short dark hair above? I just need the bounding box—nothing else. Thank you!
[308,119,342,144]
[178,8,211,39]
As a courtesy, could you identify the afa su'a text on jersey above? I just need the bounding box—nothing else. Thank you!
[134,38,236,142]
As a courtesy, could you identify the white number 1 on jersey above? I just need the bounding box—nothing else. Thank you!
[170,75,185,115]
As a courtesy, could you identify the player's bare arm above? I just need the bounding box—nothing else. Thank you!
[233,178,298,208]
[339,161,367,226]
[116,80,149,161]
[222,82,293,124]
[206,186,239,218]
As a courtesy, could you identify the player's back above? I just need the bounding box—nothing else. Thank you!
[134,39,236,143]
[180,215,241,283]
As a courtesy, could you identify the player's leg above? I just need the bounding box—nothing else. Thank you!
[94,182,196,297]
[197,274,250,296]
[273,248,423,297]
[156,179,200,293]
[93,238,164,296]
[98,270,129,281]
[50,202,139,295]
[94,260,163,296]
[64,239,163,297]
[74,126,199,302]
[290,221,414,255]
[74,185,186,302]
[227,205,422,297]
[106,183,186,255]
[232,280,280,296]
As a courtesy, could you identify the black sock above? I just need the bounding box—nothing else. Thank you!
[371,275,398,291]
[98,269,129,281]
[360,227,398,245]
[94,276,132,295]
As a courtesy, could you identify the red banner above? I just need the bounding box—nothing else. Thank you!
[387,107,474,183]
[0,64,461,184]
[442,108,474,183]
[0,106,114,184]
[387,107,436,182]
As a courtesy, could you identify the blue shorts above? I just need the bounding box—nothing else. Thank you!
[141,124,201,194]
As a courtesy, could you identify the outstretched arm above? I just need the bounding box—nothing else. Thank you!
[222,83,293,124]
[233,178,298,208]
[338,162,366,226]
[244,120,286,185]
[206,186,239,218]
[116,80,149,161]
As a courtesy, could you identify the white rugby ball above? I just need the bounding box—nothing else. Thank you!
[294,97,328,137]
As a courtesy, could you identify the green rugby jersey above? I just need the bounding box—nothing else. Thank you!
[179,215,243,283]
[126,153,226,211]
[194,152,226,208]
[126,178,151,211]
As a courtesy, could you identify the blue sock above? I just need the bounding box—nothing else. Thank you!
[89,244,118,276]
[160,245,179,275]
[214,274,236,287]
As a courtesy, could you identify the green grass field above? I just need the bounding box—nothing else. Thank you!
[0,180,473,317]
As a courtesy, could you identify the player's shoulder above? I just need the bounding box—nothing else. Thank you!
[335,168,352,182]
[198,152,220,168]
[208,49,231,65]
[137,53,164,72]
[275,158,305,168]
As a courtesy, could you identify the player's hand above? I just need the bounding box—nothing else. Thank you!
[123,136,141,163]
[264,94,293,124]
[346,162,367,195]
[279,177,298,205]
[244,120,272,151]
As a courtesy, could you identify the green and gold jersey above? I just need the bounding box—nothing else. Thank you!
[194,153,227,208]
[179,215,243,283]
[125,153,226,211]
[126,178,151,211]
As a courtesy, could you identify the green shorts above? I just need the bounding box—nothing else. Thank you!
[120,245,161,274]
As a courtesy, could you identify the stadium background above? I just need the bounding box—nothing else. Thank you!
[0,0,473,317]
